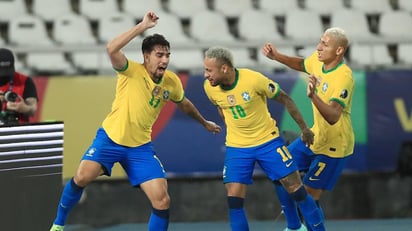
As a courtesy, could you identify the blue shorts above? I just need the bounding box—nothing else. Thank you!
[223,137,298,185]
[81,128,166,187]
[288,137,349,190]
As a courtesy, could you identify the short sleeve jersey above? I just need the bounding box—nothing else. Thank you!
[102,60,184,147]
[204,68,281,147]
[304,52,355,157]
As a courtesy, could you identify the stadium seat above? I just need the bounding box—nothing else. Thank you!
[123,50,144,64]
[305,0,347,16]
[167,0,208,20]
[398,0,412,13]
[214,0,254,18]
[122,0,164,19]
[231,48,258,69]
[397,43,412,65]
[259,0,300,17]
[349,0,393,14]
[71,51,104,74]
[378,11,412,43]
[145,11,196,46]
[8,15,55,46]
[53,14,98,45]
[284,10,324,44]
[349,44,393,67]
[330,9,380,43]
[168,48,204,73]
[190,10,236,43]
[78,0,120,21]
[98,13,136,43]
[26,52,74,75]
[32,0,74,22]
[237,9,284,43]
[0,0,28,23]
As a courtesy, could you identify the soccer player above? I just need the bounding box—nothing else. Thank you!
[49,11,222,231]
[203,46,325,231]
[261,27,355,231]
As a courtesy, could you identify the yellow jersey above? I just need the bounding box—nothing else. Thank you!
[204,68,281,147]
[102,60,184,147]
[304,52,355,157]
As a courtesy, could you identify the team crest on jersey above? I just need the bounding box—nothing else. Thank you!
[227,95,236,106]
[268,83,276,92]
[340,89,348,99]
[163,90,170,100]
[241,91,250,101]
[152,86,161,96]
[322,82,328,92]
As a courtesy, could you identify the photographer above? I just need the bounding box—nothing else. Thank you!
[0,48,38,125]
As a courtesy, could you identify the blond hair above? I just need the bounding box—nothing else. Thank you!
[325,27,349,50]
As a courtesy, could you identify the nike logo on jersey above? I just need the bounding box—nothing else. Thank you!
[309,176,320,181]
[286,161,294,167]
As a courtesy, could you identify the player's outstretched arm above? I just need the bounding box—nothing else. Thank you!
[106,11,159,70]
[177,97,222,134]
[274,90,314,147]
[261,43,305,72]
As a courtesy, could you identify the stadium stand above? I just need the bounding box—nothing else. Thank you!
[168,48,205,73]
[283,9,324,44]
[259,0,301,17]
[26,52,73,75]
[304,0,348,17]
[8,15,55,47]
[53,13,98,45]
[78,0,120,21]
[97,12,136,43]
[237,9,284,43]
[349,0,394,14]
[0,0,411,74]
[397,43,412,66]
[145,11,196,46]
[378,10,412,43]
[213,0,255,19]
[32,0,74,22]
[231,48,259,69]
[398,0,412,12]
[167,0,209,20]
[330,9,380,43]
[190,10,236,43]
[0,0,28,23]
[122,0,164,20]
[349,43,393,68]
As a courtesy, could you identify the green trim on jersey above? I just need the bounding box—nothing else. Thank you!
[115,59,129,72]
[330,97,346,108]
[220,69,239,91]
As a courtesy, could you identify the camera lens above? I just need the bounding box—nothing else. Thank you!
[4,91,18,102]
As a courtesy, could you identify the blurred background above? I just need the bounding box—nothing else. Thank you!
[1,0,412,230]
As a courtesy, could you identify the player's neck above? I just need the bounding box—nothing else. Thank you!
[221,70,236,87]
[323,57,343,71]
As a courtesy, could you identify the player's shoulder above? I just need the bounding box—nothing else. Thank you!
[338,62,354,80]
[163,69,180,81]
[237,68,266,81]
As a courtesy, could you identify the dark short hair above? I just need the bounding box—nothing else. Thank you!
[141,34,170,54]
